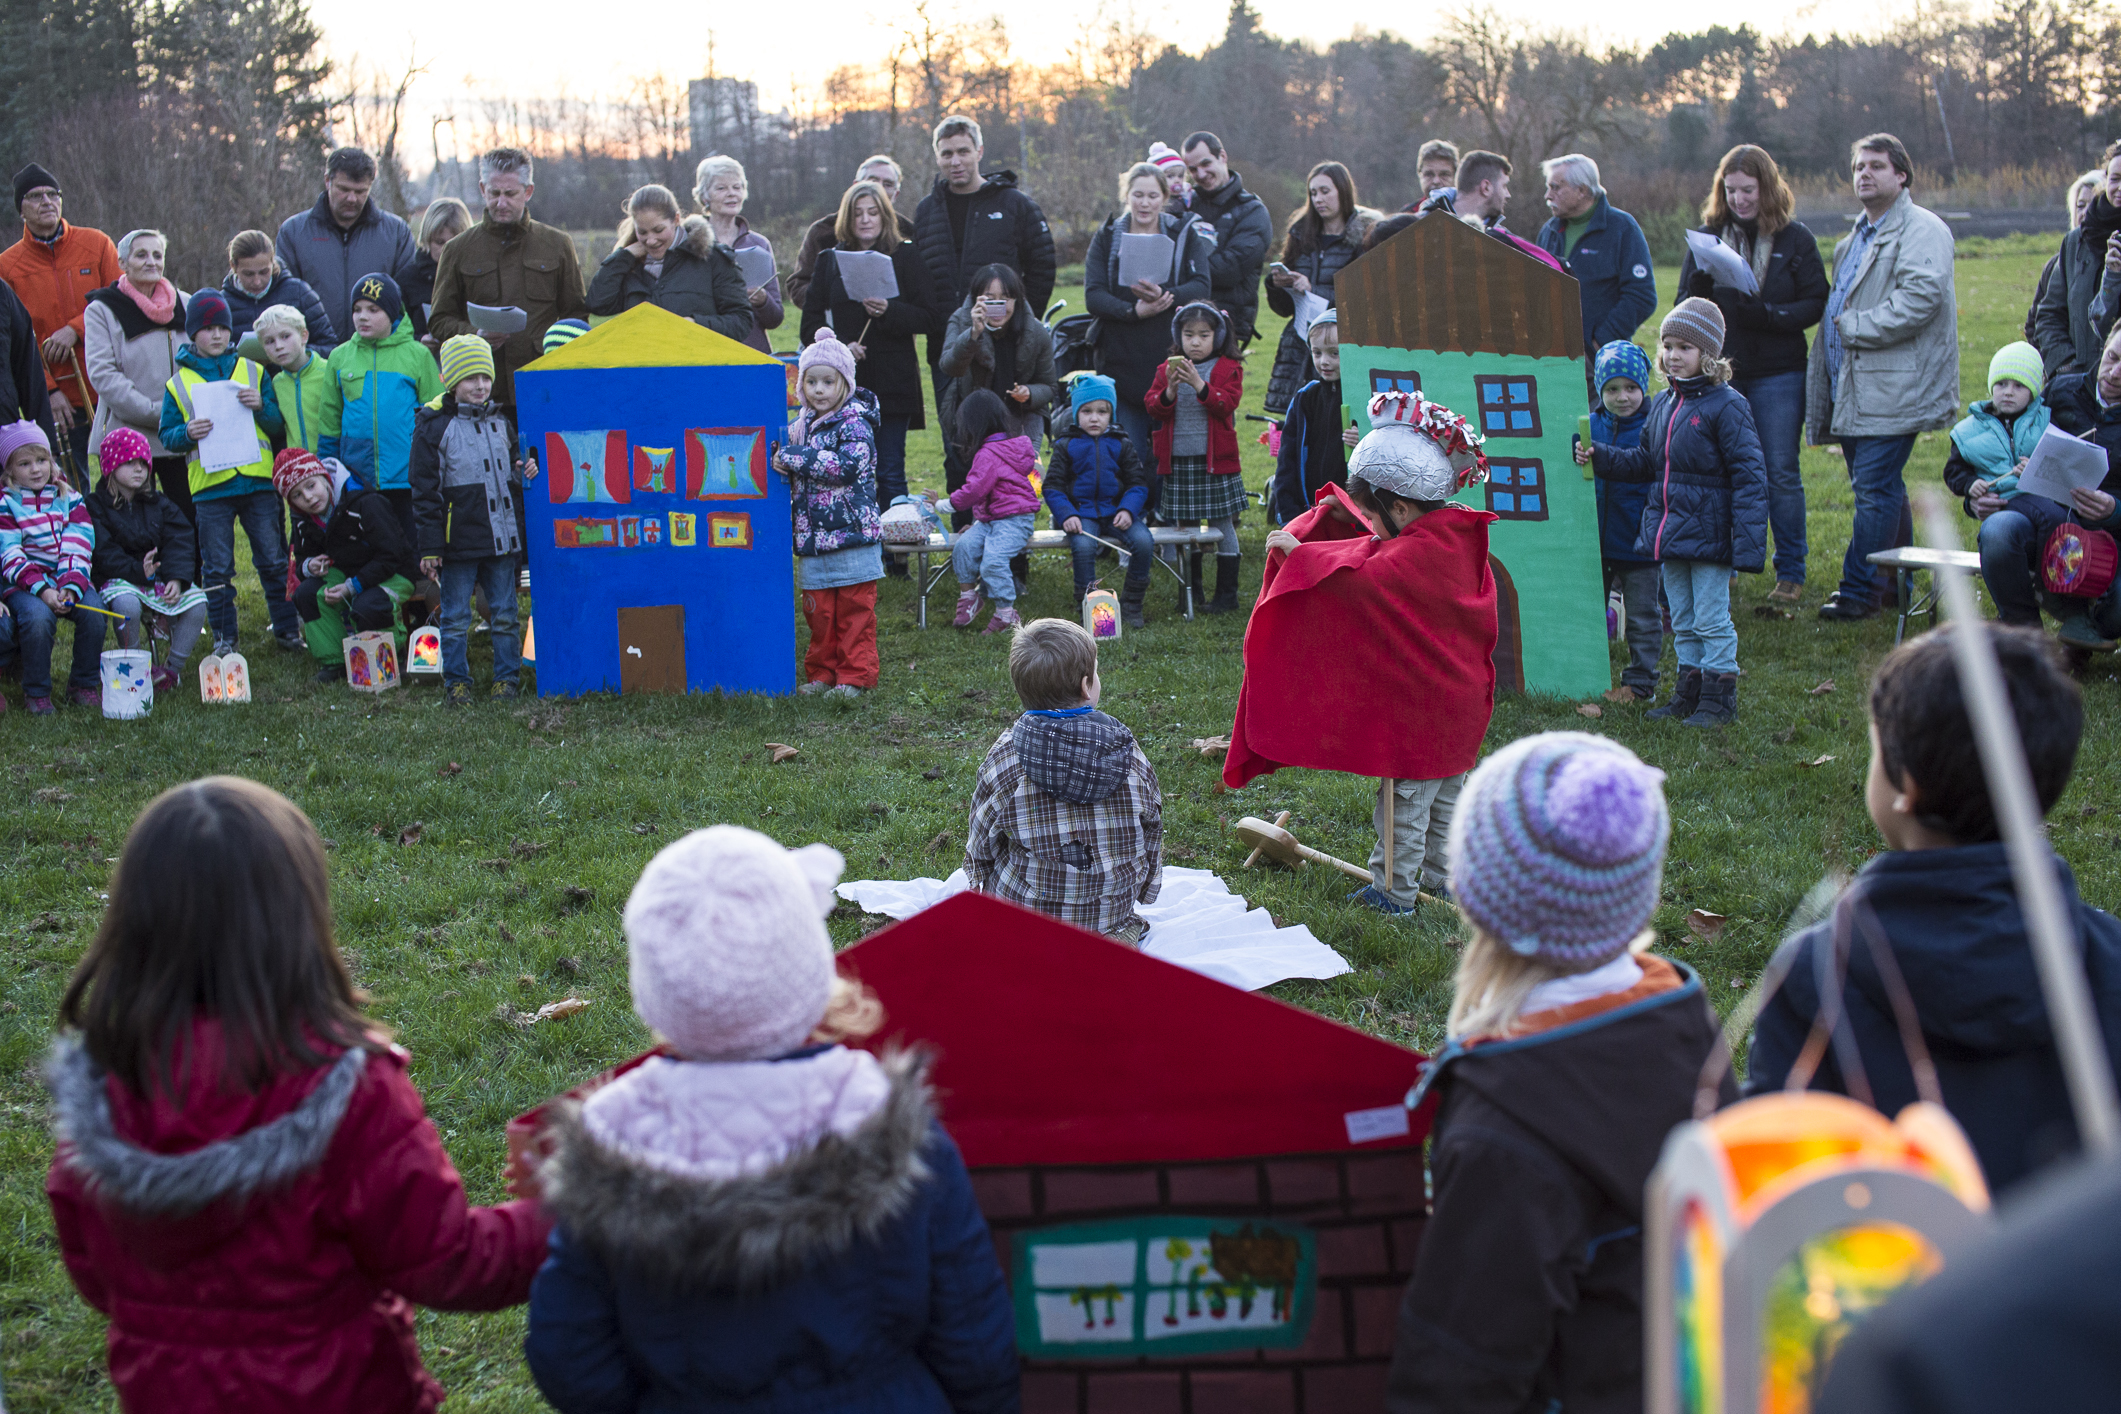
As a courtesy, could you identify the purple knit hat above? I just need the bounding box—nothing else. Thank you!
[0,418,49,469]
[1447,731,1670,971]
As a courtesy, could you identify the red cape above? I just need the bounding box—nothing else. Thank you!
[1225,486,1498,786]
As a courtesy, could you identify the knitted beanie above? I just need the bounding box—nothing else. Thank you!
[349,271,404,327]
[438,334,495,391]
[0,419,49,468]
[1448,731,1670,972]
[271,447,328,499]
[1148,141,1186,179]
[799,326,857,390]
[98,426,153,471]
[185,290,231,339]
[12,163,57,209]
[1988,340,2044,397]
[1070,373,1117,416]
[1660,297,1725,361]
[623,825,846,1062]
[542,318,590,354]
[1593,339,1652,394]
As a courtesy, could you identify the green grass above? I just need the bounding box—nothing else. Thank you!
[4,248,2118,1410]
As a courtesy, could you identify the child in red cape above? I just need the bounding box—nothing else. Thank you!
[1224,391,1499,913]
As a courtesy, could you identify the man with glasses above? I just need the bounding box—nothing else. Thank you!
[0,163,119,472]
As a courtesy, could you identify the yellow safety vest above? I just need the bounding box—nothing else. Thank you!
[166,359,274,496]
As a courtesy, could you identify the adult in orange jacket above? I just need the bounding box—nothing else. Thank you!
[0,164,120,469]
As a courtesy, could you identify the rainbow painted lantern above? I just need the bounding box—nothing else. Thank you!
[1646,1093,1991,1414]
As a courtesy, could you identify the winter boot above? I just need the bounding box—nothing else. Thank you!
[1203,554,1241,615]
[1119,578,1148,629]
[1681,672,1738,728]
[1645,666,1702,722]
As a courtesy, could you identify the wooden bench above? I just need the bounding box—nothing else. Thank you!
[1867,546,1982,644]
[887,526,1230,627]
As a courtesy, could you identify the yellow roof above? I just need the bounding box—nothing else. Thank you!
[523,302,782,370]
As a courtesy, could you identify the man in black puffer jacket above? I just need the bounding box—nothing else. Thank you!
[912,116,1055,368]
[1180,133,1273,345]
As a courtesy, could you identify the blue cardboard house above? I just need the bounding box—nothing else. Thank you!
[514,304,791,696]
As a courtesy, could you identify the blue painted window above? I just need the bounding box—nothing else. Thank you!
[1486,459,1548,521]
[1370,369,1421,396]
[1475,375,1541,437]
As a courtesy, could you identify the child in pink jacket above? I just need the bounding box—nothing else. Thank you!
[936,387,1041,634]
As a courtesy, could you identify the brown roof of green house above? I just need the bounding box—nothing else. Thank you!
[1338,213,1584,360]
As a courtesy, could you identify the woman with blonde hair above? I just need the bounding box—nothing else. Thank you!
[694,154,783,354]
[586,183,753,342]
[405,197,470,343]
[220,228,336,351]
[1385,732,1730,1414]
[1677,143,1828,605]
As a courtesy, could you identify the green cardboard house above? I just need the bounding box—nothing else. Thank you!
[1335,215,1609,698]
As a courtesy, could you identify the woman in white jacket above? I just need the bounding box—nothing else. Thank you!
[84,229,191,517]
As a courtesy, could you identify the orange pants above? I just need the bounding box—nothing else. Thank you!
[801,581,879,687]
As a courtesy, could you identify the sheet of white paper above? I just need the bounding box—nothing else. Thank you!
[836,249,899,303]
[468,303,528,335]
[1683,229,1758,295]
[1117,232,1176,289]
[733,244,777,292]
[2016,425,2112,502]
[236,332,267,367]
[834,866,1352,992]
[1292,291,1331,342]
[190,380,259,474]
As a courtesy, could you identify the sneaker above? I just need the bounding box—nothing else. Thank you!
[444,681,475,707]
[952,586,983,628]
[314,663,346,684]
[1769,580,1804,603]
[1348,884,1417,916]
[797,679,832,696]
[67,686,100,709]
[2056,615,2115,651]
[490,681,519,700]
[825,683,863,699]
[27,694,53,715]
[150,666,179,695]
[982,604,1022,635]
[1817,592,1877,622]
[273,629,306,652]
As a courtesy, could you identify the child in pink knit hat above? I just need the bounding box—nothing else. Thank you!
[524,824,1019,1410]
[88,425,208,692]
[773,328,884,696]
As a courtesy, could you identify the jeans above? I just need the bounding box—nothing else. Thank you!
[108,590,208,673]
[873,415,910,508]
[1734,372,1807,583]
[5,585,106,697]
[1838,434,1917,602]
[1663,557,1738,675]
[1369,772,1466,905]
[1067,516,1155,593]
[953,513,1037,601]
[1113,398,1160,519]
[1604,559,1662,693]
[1975,496,2072,626]
[195,488,296,645]
[440,555,521,687]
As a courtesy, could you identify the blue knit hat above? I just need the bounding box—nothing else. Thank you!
[1070,373,1117,416]
[1593,340,1651,396]
[1448,731,1670,971]
[349,271,403,328]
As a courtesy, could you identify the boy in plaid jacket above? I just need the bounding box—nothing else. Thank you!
[965,617,1163,944]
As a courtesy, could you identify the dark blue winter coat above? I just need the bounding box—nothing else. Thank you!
[1536,196,1658,355]
[1590,404,1651,562]
[221,269,338,353]
[524,1050,1019,1414]
[1044,423,1147,524]
[1270,378,1349,525]
[1590,376,1767,570]
[1747,844,2121,1196]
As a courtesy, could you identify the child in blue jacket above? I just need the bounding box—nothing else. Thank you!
[1269,311,1355,524]
[1590,340,1659,705]
[320,273,441,543]
[1941,341,2067,630]
[524,825,1019,1414]
[1579,299,1765,728]
[1046,374,1154,626]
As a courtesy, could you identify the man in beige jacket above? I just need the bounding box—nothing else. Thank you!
[1806,132,1959,620]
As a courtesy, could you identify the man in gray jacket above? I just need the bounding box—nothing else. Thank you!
[1807,133,1959,621]
[2035,142,2121,382]
[275,148,420,342]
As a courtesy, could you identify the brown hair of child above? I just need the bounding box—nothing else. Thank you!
[1009,618,1098,710]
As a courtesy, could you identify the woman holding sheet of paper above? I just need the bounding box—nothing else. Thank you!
[695,156,783,355]
[1676,145,1828,604]
[1264,161,1381,415]
[1083,162,1212,493]
[799,180,936,509]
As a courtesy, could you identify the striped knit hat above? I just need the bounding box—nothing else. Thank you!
[542,318,589,354]
[1660,297,1725,361]
[1593,339,1651,394]
[438,334,495,391]
[1987,340,2043,397]
[1448,731,1670,971]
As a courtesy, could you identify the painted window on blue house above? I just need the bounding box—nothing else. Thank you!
[1475,375,1541,437]
[1371,369,1421,397]
[1486,459,1548,521]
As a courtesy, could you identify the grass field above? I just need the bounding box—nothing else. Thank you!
[3,233,2115,1409]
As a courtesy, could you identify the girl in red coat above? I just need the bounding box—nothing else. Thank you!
[44,776,551,1414]
[1147,301,1246,613]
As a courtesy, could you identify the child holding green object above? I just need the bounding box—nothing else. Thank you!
[273,448,413,682]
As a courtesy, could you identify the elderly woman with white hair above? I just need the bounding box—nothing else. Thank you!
[83,229,192,515]
[695,154,783,354]
[1534,153,1658,357]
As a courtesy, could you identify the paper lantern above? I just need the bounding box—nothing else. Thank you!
[343,632,400,693]
[197,651,249,704]
[408,624,442,674]
[1082,588,1121,640]
[100,649,153,719]
[1646,1092,1991,1414]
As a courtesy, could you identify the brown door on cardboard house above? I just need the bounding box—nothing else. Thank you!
[618,605,686,694]
[1491,556,1525,692]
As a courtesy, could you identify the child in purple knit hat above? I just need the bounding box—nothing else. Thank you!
[1386,731,1731,1414]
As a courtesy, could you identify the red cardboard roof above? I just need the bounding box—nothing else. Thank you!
[842,892,1433,1168]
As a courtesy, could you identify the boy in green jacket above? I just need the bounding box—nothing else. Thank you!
[254,302,340,457]
[321,272,440,542]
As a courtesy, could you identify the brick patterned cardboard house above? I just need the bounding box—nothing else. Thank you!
[842,892,1435,1413]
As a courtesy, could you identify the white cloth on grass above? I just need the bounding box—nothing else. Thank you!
[835,865,1353,992]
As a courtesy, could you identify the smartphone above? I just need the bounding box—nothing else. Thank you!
[1269,262,1290,278]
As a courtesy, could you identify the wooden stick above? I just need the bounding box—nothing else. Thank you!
[1380,778,1394,898]
[1243,811,1292,868]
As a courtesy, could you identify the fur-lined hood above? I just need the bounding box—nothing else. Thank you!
[539,1047,934,1293]
[680,214,741,265]
[44,1033,367,1217]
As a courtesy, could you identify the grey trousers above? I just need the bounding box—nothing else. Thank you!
[1369,772,1466,905]
[1606,558,1662,694]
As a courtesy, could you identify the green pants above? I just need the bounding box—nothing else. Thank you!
[295,568,413,665]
